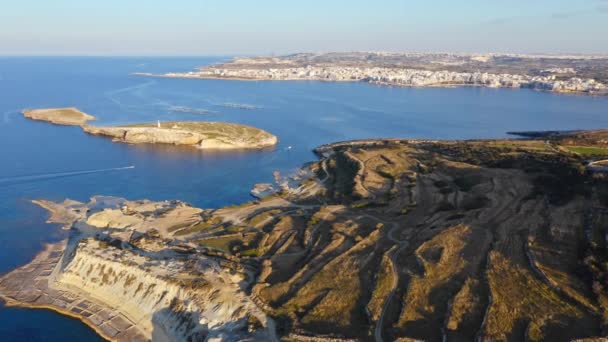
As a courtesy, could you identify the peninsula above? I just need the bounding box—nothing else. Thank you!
[138,52,608,95]
[2,130,608,341]
[22,108,278,150]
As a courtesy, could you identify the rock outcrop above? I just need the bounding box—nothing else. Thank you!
[58,238,269,341]
[250,183,276,199]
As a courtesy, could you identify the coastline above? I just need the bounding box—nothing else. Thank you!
[133,72,608,96]
[0,242,148,342]
[0,195,277,342]
[0,297,113,342]
[2,131,608,341]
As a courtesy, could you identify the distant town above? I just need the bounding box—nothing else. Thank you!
[139,52,608,95]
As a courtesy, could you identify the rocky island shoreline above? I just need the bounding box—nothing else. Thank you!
[21,108,278,150]
[2,130,608,341]
[137,52,608,95]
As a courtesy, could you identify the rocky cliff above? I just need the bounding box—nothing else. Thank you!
[0,196,277,341]
[55,238,270,341]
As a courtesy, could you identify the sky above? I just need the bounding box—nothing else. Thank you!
[1,0,607,56]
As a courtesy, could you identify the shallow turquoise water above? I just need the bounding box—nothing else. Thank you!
[1,57,608,340]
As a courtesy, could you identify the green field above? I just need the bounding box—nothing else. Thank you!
[564,146,608,156]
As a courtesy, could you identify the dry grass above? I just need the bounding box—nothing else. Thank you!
[282,231,380,335]
[127,121,275,143]
[172,216,222,236]
[349,147,415,200]
[446,277,484,336]
[564,145,608,156]
[174,139,608,339]
[196,232,259,254]
[398,225,470,329]
[248,209,282,227]
[485,252,584,341]
[475,140,551,152]
[367,253,395,321]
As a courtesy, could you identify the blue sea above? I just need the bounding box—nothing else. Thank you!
[1,57,608,341]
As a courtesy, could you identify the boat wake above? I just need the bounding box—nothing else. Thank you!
[0,166,135,185]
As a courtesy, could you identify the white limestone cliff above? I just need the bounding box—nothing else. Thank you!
[54,239,271,341]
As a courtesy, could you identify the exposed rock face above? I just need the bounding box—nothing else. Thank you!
[0,196,277,342]
[251,183,276,199]
[83,126,205,146]
[22,108,96,126]
[83,122,278,149]
[57,239,268,341]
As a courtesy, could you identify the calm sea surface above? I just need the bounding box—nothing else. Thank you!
[1,57,608,340]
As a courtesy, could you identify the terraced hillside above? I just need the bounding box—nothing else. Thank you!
[3,131,608,341]
[189,132,608,341]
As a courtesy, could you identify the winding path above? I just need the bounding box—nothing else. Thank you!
[374,220,408,342]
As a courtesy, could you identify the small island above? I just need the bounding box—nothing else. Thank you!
[22,107,96,126]
[83,122,278,149]
[22,108,278,150]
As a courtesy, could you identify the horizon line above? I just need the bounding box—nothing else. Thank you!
[1,50,608,58]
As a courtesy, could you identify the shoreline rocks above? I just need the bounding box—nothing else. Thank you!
[251,183,276,199]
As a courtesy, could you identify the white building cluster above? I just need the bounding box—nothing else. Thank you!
[167,66,607,94]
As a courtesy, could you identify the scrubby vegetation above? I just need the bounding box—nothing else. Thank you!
[147,130,608,340]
